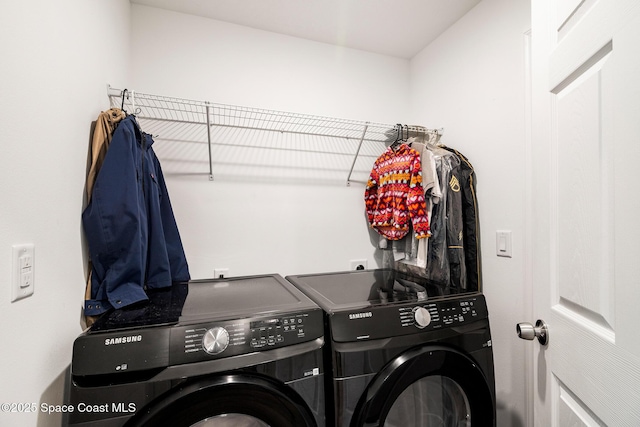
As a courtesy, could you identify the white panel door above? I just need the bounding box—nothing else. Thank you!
[529,0,640,425]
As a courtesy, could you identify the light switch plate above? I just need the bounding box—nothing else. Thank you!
[496,231,512,258]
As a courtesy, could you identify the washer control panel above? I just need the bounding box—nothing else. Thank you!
[169,309,323,365]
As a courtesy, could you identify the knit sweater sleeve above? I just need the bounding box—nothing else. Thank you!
[364,162,380,226]
[407,153,430,238]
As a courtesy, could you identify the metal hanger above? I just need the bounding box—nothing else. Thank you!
[120,89,129,114]
[391,123,402,149]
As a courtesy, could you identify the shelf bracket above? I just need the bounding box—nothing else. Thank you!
[347,122,369,186]
[205,103,214,181]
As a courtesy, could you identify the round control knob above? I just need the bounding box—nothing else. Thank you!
[202,327,230,355]
[413,306,431,328]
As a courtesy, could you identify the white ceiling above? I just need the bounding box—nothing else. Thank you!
[130,0,481,59]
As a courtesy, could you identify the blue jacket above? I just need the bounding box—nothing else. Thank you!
[82,115,190,315]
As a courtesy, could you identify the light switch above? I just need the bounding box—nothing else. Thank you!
[498,236,507,252]
[11,244,35,302]
[496,231,512,258]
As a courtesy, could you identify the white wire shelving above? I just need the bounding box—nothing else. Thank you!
[107,86,439,185]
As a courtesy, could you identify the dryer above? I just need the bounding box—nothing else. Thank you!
[65,274,325,427]
[287,269,495,427]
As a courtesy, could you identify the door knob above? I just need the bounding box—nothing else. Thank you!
[516,319,549,345]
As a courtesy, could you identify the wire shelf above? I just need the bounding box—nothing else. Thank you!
[107,86,437,185]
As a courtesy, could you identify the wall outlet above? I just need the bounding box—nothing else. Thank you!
[350,259,368,271]
[214,268,229,279]
[11,244,35,302]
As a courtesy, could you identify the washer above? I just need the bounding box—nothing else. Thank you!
[65,274,325,427]
[286,269,495,427]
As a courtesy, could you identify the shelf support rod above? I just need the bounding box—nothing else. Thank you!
[347,122,369,186]
[205,103,213,181]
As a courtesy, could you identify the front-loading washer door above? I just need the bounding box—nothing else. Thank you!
[126,374,319,427]
[351,346,494,427]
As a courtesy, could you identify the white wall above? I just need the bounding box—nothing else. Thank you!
[130,5,409,122]
[0,1,131,426]
[130,5,411,279]
[409,0,531,425]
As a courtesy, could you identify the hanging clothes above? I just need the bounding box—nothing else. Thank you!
[443,154,467,291]
[365,143,430,241]
[424,151,454,286]
[86,108,126,202]
[82,115,190,316]
[373,128,480,294]
[406,137,442,267]
[84,108,126,325]
[383,141,463,292]
[420,143,468,292]
[442,146,482,291]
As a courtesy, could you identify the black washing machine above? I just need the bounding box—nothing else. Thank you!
[286,269,495,427]
[65,274,325,427]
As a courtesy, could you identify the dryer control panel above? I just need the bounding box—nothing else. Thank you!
[169,308,324,365]
[398,298,482,329]
[330,294,488,342]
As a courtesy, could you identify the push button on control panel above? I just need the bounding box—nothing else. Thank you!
[249,313,307,348]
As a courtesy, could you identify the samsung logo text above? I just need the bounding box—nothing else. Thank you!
[104,335,143,346]
[348,312,373,320]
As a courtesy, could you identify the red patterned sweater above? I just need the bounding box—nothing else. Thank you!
[365,144,430,240]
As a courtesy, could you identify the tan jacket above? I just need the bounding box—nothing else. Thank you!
[86,108,126,202]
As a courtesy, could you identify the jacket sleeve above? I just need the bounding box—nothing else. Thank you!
[407,154,430,239]
[147,151,190,285]
[81,120,148,315]
[364,163,380,226]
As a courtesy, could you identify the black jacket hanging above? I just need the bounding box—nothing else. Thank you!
[443,146,482,292]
